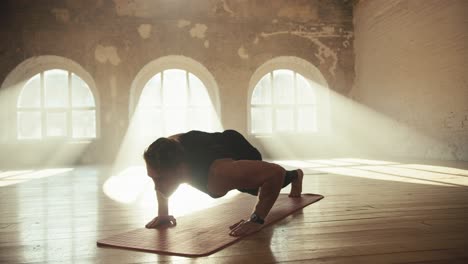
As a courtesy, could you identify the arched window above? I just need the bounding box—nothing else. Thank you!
[134,68,218,141]
[17,69,97,139]
[129,56,221,147]
[249,57,330,136]
[250,69,317,134]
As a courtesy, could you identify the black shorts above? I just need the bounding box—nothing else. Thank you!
[221,129,262,161]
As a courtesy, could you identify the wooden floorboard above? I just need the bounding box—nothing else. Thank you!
[1,159,468,263]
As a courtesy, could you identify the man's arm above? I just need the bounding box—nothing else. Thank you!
[145,189,176,228]
[253,168,285,220]
[157,190,169,216]
[213,160,285,236]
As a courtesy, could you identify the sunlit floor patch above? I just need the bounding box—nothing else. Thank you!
[274,159,468,187]
[0,179,29,187]
[164,184,239,217]
[356,165,468,187]
[272,160,325,169]
[307,159,356,166]
[315,166,457,187]
[103,166,241,218]
[0,168,74,187]
[395,164,468,177]
[0,170,33,179]
[334,158,400,166]
[103,166,152,204]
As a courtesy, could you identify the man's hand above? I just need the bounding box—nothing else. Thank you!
[145,215,177,228]
[229,219,262,237]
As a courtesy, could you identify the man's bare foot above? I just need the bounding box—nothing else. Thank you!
[289,169,303,197]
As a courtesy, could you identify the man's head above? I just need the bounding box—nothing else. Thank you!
[143,137,185,195]
[144,137,184,172]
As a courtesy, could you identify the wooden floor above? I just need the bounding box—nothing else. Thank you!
[1,158,468,263]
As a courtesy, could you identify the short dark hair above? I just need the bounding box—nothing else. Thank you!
[143,138,185,171]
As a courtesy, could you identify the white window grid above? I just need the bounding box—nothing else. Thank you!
[138,69,214,135]
[16,70,96,140]
[250,70,318,134]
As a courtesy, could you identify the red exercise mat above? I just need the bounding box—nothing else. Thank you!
[97,193,323,257]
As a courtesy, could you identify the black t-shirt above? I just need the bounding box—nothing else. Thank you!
[178,130,262,196]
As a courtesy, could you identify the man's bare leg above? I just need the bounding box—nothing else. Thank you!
[289,169,303,197]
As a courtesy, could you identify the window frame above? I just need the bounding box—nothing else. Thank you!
[136,69,218,136]
[16,70,97,141]
[248,57,330,138]
[1,56,100,143]
[129,55,222,136]
[250,70,319,135]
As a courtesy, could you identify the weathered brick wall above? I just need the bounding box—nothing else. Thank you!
[352,0,468,160]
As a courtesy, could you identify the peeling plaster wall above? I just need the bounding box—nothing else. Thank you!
[0,0,354,167]
[353,0,468,160]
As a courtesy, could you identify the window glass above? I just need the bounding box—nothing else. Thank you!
[273,70,294,105]
[296,74,315,105]
[136,69,218,138]
[45,69,68,108]
[189,73,211,106]
[251,108,272,133]
[250,69,318,134]
[72,74,95,107]
[275,108,294,132]
[46,111,67,137]
[163,69,187,107]
[17,69,97,140]
[251,74,272,105]
[18,74,41,108]
[139,74,162,107]
[17,111,42,139]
